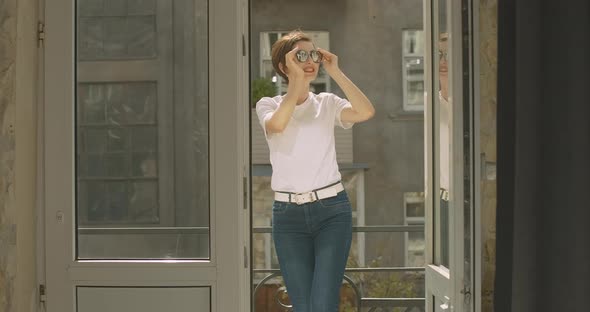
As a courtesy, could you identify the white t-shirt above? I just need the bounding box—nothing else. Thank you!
[439,92,451,190]
[256,92,353,193]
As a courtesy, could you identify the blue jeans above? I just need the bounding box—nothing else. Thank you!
[272,190,353,312]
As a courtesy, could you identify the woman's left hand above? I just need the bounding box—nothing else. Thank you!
[317,48,340,77]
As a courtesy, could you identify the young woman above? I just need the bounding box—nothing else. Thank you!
[256,30,375,311]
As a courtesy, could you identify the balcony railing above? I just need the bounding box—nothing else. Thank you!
[78,225,426,311]
[252,225,426,312]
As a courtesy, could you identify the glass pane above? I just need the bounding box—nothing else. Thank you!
[251,1,426,309]
[76,0,209,259]
[436,0,451,268]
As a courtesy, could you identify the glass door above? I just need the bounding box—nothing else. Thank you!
[43,0,249,311]
[250,1,428,311]
[424,0,475,311]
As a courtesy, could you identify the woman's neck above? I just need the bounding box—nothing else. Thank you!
[296,85,310,105]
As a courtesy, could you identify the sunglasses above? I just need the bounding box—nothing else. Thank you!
[295,49,323,63]
[438,50,448,62]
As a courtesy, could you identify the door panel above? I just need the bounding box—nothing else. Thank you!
[425,0,454,305]
[77,287,210,312]
[435,0,452,269]
[425,0,475,311]
[44,0,248,311]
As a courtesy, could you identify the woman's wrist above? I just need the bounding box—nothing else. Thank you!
[287,78,306,93]
[328,68,346,81]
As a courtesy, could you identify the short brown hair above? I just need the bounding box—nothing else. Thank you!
[271,30,312,83]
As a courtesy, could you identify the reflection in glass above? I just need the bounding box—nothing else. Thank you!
[76,0,209,259]
[437,0,451,268]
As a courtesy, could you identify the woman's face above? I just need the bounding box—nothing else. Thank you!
[438,38,449,99]
[291,41,321,81]
[438,39,448,78]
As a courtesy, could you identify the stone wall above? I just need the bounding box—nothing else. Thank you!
[0,0,18,309]
[0,0,38,310]
[479,0,497,310]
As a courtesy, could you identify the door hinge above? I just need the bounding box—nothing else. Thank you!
[37,22,45,46]
[243,176,248,210]
[243,246,248,268]
[242,34,246,56]
[39,284,47,303]
[461,285,472,304]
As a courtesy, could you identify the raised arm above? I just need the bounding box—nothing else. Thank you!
[264,48,308,134]
[318,48,375,123]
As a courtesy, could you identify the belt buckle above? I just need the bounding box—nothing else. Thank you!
[440,189,449,201]
[294,192,313,205]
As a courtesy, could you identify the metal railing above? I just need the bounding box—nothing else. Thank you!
[252,225,426,312]
[253,269,425,311]
[252,225,424,234]
[77,226,209,235]
[78,225,426,311]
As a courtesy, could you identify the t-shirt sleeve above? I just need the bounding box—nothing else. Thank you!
[255,97,278,139]
[331,93,354,129]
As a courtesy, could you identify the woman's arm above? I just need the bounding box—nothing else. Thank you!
[265,48,307,134]
[318,48,375,123]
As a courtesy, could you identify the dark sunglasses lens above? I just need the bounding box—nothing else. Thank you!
[310,50,322,63]
[296,50,308,62]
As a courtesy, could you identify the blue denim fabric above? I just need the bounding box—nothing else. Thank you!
[272,190,353,312]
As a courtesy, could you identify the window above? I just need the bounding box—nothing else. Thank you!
[404,192,425,267]
[402,29,425,112]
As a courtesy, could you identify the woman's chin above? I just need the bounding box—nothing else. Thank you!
[304,73,318,81]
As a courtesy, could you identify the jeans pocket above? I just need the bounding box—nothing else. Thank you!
[318,191,351,209]
[272,201,288,214]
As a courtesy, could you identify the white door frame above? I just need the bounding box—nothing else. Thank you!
[42,0,250,311]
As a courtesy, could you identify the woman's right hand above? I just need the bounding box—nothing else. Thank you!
[284,47,305,82]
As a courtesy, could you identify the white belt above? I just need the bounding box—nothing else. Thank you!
[274,182,344,205]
